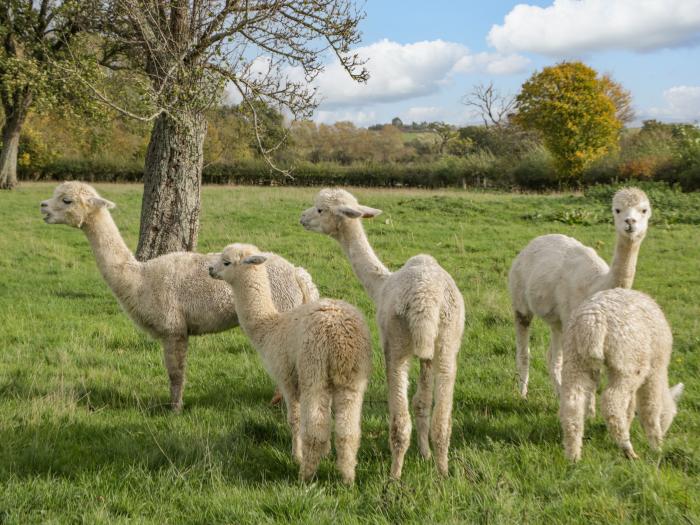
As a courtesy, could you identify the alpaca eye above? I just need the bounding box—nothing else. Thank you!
[223,261,230,266]
[615,209,620,214]
[641,209,647,214]
[62,198,72,204]
[317,209,322,214]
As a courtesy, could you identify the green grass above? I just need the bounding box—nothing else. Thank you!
[1,183,699,524]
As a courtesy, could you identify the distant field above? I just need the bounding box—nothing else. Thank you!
[1,183,699,524]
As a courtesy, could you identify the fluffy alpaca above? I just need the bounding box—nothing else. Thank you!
[209,243,372,485]
[40,181,318,412]
[559,288,683,461]
[300,189,465,479]
[509,188,651,404]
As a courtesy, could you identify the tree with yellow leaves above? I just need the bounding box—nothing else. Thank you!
[514,62,627,180]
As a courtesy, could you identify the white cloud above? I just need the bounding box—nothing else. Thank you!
[314,39,528,109]
[315,109,378,126]
[488,0,700,56]
[647,85,700,121]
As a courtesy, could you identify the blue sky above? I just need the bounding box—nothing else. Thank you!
[310,0,700,126]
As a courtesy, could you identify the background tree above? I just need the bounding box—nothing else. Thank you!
[514,61,623,179]
[0,0,95,189]
[461,81,515,128]
[429,122,457,155]
[82,0,367,260]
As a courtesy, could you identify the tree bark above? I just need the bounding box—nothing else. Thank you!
[136,110,207,261]
[0,92,32,190]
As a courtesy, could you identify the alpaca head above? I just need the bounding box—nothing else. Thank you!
[208,243,267,282]
[612,188,651,242]
[300,188,382,236]
[40,181,115,228]
[660,382,684,437]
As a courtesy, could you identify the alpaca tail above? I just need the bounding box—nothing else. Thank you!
[403,295,441,361]
[571,312,607,364]
[295,267,320,304]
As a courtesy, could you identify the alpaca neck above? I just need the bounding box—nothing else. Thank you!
[229,267,279,350]
[604,234,642,289]
[82,209,141,295]
[336,219,391,302]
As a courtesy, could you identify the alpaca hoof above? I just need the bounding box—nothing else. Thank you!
[269,390,283,406]
[171,402,183,414]
[518,384,528,399]
[435,458,449,477]
[624,448,639,460]
[340,472,355,486]
[564,446,581,462]
[419,447,432,461]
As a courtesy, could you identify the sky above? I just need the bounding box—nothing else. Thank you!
[307,0,700,127]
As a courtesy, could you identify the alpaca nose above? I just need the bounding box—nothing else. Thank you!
[625,217,636,225]
[40,201,47,208]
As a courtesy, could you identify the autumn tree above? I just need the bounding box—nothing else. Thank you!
[0,0,96,189]
[78,0,366,260]
[514,61,624,179]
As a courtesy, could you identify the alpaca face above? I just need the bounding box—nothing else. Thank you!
[300,188,382,236]
[660,382,684,436]
[612,188,651,242]
[40,181,115,228]
[208,243,265,282]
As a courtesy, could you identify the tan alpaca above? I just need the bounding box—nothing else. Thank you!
[40,181,318,412]
[300,189,465,479]
[560,288,683,461]
[209,243,372,485]
[509,188,651,409]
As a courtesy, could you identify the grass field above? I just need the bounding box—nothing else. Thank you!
[1,183,699,524]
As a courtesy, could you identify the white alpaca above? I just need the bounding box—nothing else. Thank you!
[300,189,465,479]
[560,288,683,461]
[209,243,372,485]
[509,188,651,403]
[40,181,318,412]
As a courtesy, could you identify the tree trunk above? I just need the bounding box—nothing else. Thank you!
[136,111,207,261]
[0,92,31,190]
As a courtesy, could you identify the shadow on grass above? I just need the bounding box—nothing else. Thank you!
[0,412,302,485]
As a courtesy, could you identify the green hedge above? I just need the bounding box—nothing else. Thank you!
[18,155,700,191]
[19,158,508,189]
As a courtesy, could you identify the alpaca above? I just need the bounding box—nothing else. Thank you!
[300,189,465,479]
[209,243,372,485]
[509,188,651,405]
[559,288,683,461]
[40,181,318,412]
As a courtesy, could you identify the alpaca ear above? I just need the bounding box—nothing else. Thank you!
[243,254,267,265]
[359,205,382,218]
[335,206,363,219]
[88,197,116,210]
[670,383,684,402]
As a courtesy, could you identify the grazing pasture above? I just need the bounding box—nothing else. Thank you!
[1,183,698,524]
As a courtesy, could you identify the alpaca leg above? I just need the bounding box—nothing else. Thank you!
[333,385,366,485]
[299,387,332,483]
[430,339,458,476]
[386,347,412,479]
[412,359,434,460]
[514,311,532,398]
[284,393,302,464]
[585,368,600,419]
[559,368,595,462]
[546,326,563,397]
[636,377,664,451]
[601,377,638,459]
[163,336,188,413]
